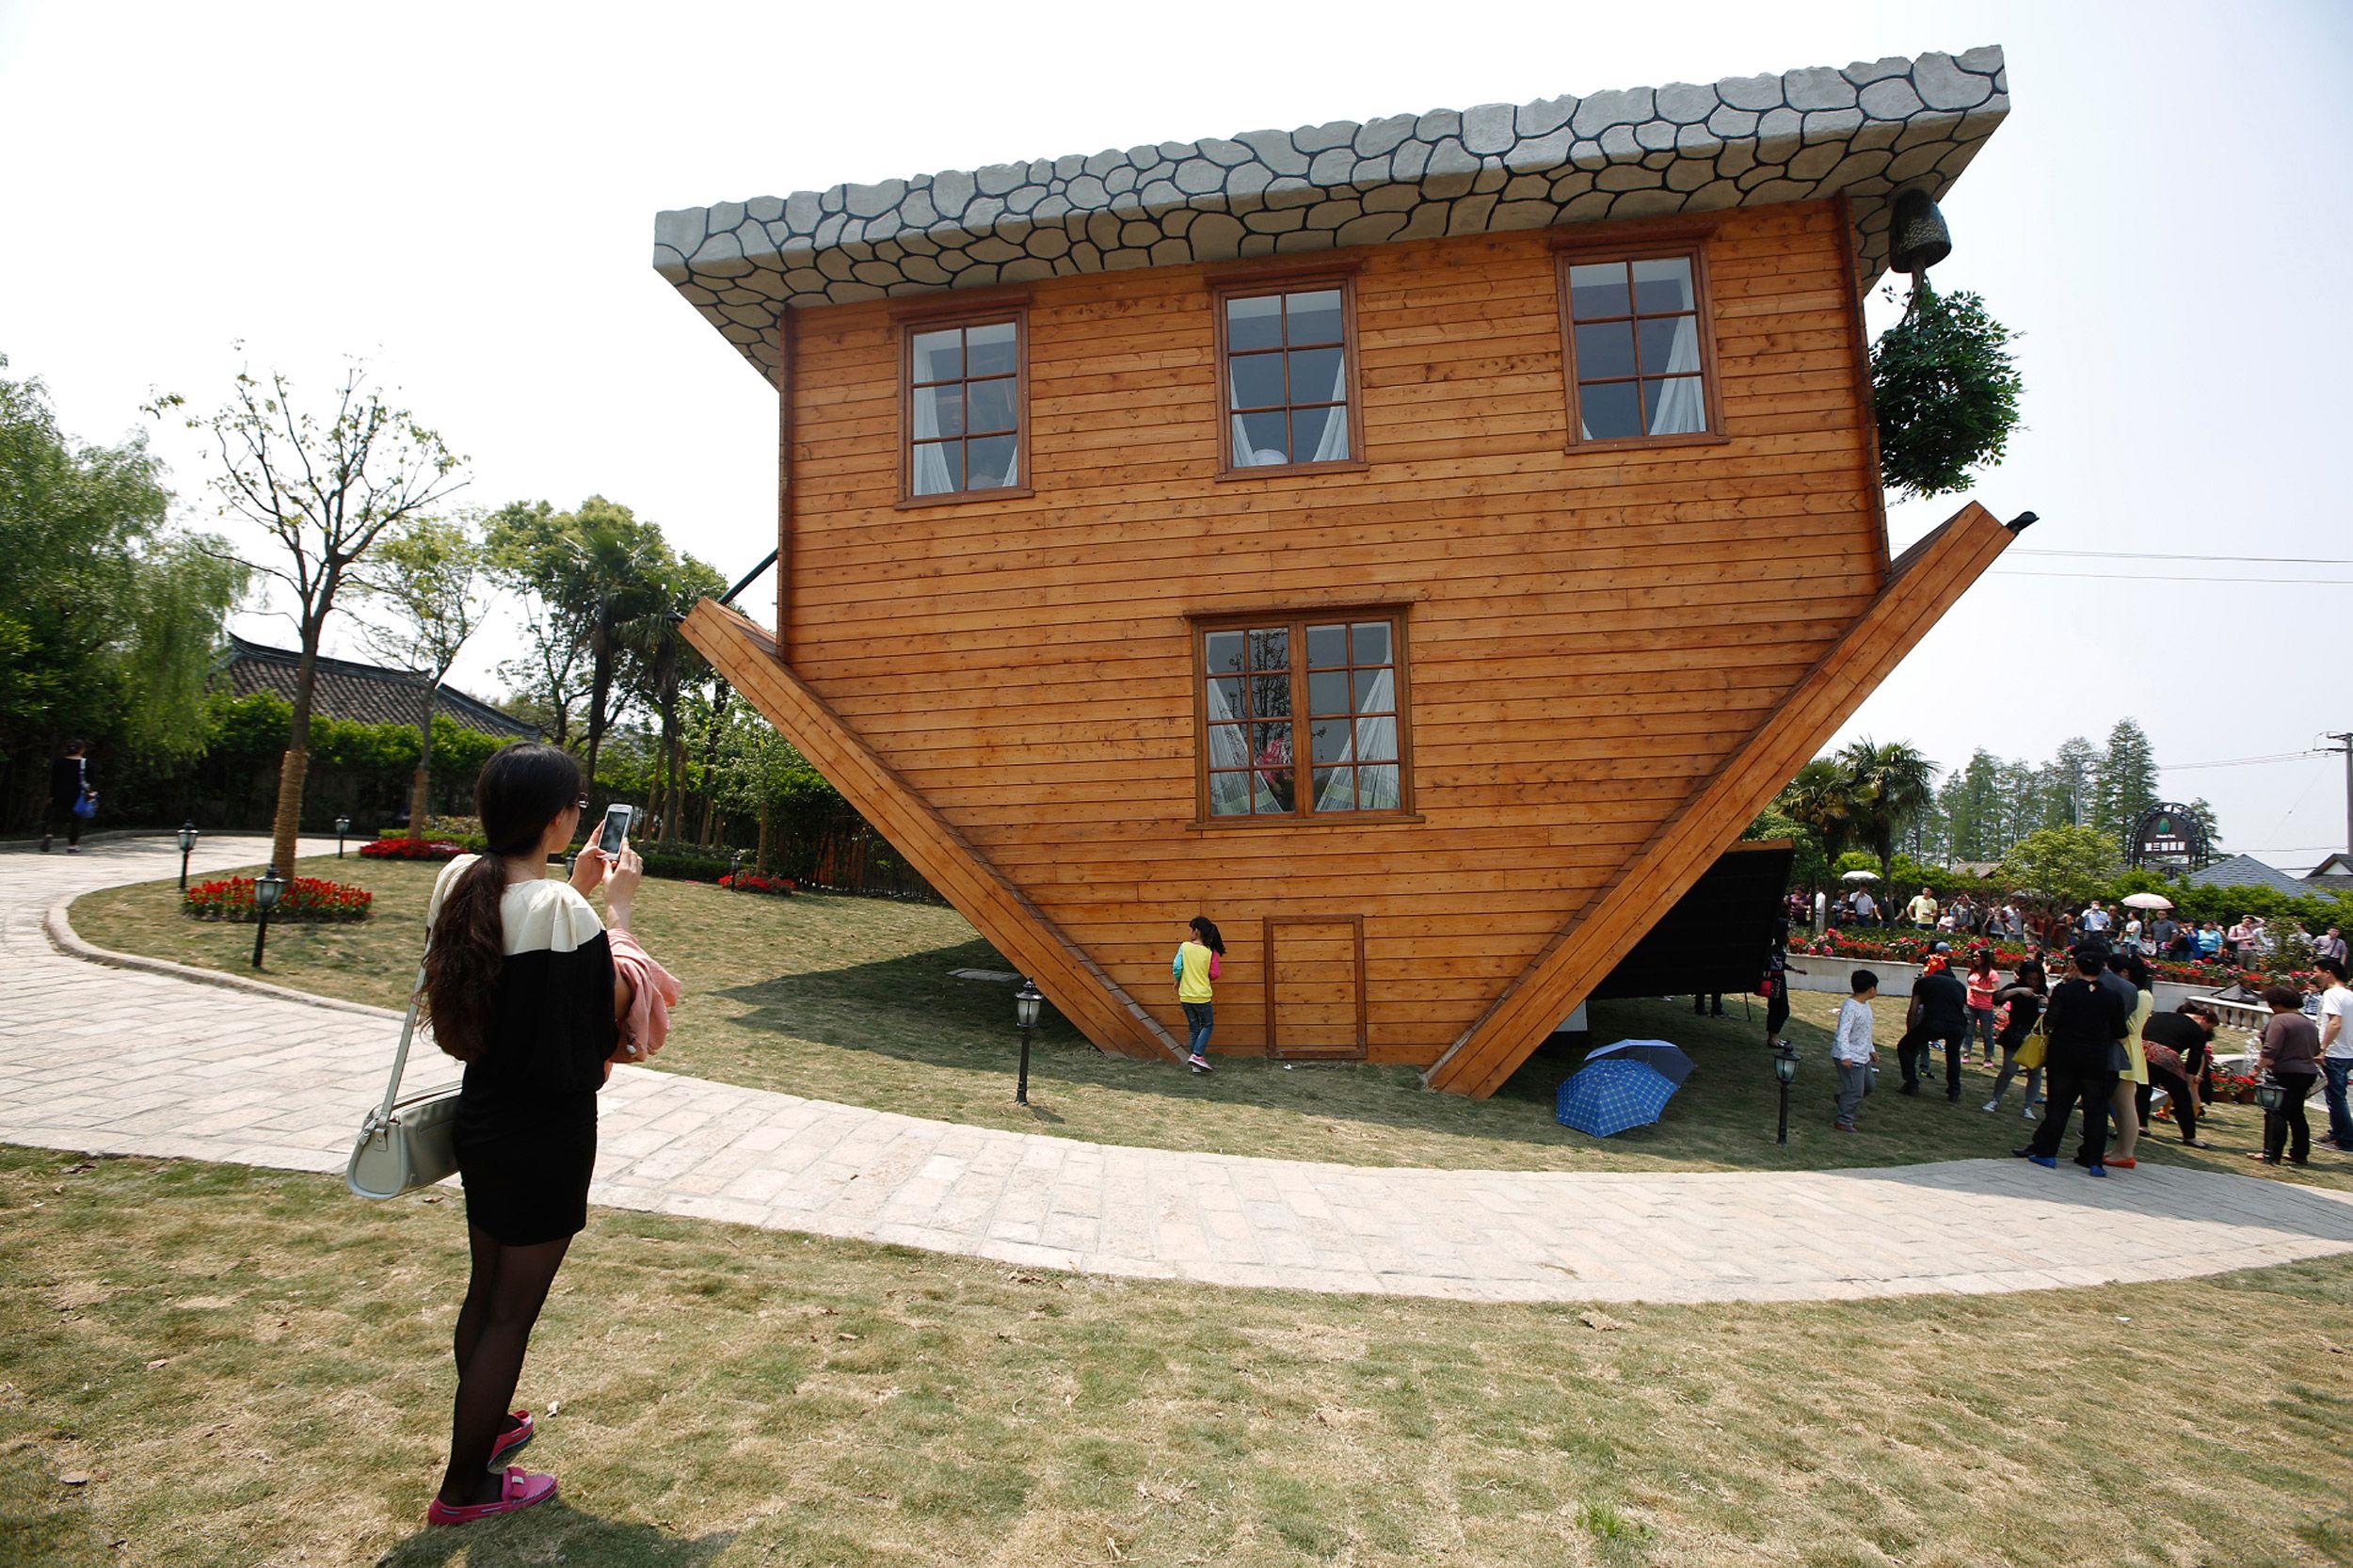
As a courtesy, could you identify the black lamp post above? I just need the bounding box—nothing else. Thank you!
[1772,1041,1800,1145]
[175,821,199,891]
[731,848,747,885]
[2255,1074,2286,1115]
[335,814,351,857]
[250,866,286,968]
[1013,978,1043,1105]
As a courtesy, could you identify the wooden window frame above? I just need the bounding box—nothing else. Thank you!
[896,306,1033,509]
[1554,236,1728,453]
[1210,273,1369,480]
[1187,606,1417,830]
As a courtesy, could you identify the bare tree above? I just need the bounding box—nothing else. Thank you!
[350,510,491,839]
[164,357,465,873]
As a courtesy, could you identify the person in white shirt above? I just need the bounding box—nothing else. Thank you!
[1833,970,1880,1131]
[2080,904,2112,935]
[2317,956,2353,1154]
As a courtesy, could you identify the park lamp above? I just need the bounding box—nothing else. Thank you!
[250,865,287,969]
[2254,1074,2287,1113]
[1772,1042,1800,1083]
[335,814,351,857]
[1013,978,1044,1106]
[176,821,199,891]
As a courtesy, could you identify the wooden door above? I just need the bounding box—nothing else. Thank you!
[1263,916,1368,1060]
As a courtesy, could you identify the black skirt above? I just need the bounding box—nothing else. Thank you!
[455,1092,598,1246]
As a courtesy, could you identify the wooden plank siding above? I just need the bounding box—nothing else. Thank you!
[704,199,1981,1079]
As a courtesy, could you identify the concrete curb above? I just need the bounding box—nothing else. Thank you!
[43,888,406,1023]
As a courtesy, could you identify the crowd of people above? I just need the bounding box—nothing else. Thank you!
[1796,883,2345,972]
[1786,921,2352,1170]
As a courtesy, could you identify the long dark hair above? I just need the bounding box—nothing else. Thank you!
[422,743,581,1062]
[2107,949,2153,993]
[1188,916,1225,956]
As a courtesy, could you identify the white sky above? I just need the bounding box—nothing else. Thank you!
[3,0,2347,865]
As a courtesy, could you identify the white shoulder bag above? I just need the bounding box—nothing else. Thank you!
[346,966,460,1199]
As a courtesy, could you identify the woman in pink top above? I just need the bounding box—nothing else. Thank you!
[1964,949,2002,1064]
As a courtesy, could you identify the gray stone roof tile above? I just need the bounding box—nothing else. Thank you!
[654,47,2009,384]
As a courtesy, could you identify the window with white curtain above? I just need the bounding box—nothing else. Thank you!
[1199,614,1407,821]
[905,316,1024,499]
[1561,250,1716,443]
[1216,281,1357,472]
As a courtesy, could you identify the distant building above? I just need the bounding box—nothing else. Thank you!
[2185,854,2315,900]
[218,634,537,740]
[2304,852,2353,895]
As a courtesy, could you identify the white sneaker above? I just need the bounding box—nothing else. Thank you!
[1980,1099,1999,1112]
[2022,1104,2038,1120]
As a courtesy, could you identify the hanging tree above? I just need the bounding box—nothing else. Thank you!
[1869,190,2024,500]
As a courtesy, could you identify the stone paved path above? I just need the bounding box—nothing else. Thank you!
[8,837,2353,1304]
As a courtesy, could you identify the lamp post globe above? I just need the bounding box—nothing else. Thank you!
[2254,1074,2285,1113]
[176,821,199,891]
[1013,978,1043,1104]
[335,815,351,857]
[250,865,287,969]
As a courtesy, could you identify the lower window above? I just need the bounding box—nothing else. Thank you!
[1199,613,1407,820]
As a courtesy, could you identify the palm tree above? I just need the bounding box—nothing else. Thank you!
[1777,760,1861,868]
[1836,738,1938,878]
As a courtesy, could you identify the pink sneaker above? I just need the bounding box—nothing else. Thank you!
[489,1410,535,1469]
[426,1466,557,1527]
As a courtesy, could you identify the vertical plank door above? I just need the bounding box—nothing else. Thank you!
[1262,916,1368,1060]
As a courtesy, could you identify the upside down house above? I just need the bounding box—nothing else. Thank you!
[657,46,2020,1096]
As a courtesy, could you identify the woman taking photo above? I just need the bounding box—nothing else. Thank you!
[420,743,650,1525]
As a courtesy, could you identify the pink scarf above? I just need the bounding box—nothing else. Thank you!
[607,929,681,1063]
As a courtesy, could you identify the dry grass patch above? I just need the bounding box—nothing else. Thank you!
[3,1146,2350,1567]
[66,856,2353,1190]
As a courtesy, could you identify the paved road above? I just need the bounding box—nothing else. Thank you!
[7,836,2352,1303]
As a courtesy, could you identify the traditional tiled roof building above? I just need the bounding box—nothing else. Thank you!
[219,635,537,739]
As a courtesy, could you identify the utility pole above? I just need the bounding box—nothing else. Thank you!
[2329,731,2353,858]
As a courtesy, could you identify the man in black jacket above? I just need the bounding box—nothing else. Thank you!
[1902,951,1971,1100]
[2019,944,2129,1174]
[43,740,92,854]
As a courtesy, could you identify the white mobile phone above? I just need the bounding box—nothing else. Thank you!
[596,804,634,856]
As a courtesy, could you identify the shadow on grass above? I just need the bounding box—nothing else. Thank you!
[383,1505,734,1566]
[696,936,1861,1165]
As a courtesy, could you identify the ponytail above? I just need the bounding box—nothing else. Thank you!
[421,741,582,1062]
[1190,916,1225,956]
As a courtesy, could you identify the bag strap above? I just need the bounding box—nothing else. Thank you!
[373,966,429,1122]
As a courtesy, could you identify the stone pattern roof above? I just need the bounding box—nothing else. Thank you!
[2184,855,2317,900]
[655,47,2008,384]
[220,635,538,739]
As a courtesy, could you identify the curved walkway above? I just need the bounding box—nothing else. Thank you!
[7,836,2353,1304]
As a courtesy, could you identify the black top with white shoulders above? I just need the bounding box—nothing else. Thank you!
[427,856,617,1117]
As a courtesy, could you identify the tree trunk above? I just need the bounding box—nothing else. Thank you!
[757,797,770,874]
[584,617,615,790]
[269,623,328,873]
[408,690,436,840]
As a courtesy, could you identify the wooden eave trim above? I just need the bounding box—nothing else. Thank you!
[679,599,1184,1063]
[888,284,1034,321]
[1421,500,2015,1098]
[1547,214,1722,251]
[1833,192,1893,581]
[1199,253,1366,287]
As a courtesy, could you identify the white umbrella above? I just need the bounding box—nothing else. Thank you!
[2121,892,2173,911]
[1840,870,1881,883]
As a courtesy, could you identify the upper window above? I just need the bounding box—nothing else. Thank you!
[904,315,1025,501]
[1216,281,1359,473]
[1561,250,1717,444]
[1198,615,1407,821]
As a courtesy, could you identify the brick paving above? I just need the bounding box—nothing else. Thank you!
[7,835,2353,1304]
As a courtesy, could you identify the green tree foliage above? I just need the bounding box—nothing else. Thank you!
[349,511,490,838]
[0,360,246,791]
[2186,797,2223,856]
[1835,737,1938,879]
[1870,282,2024,500]
[2039,737,2099,830]
[1996,824,2122,913]
[1937,748,2004,862]
[2091,718,2160,849]
[1742,804,1828,891]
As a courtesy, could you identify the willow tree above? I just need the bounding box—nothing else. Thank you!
[164,358,466,873]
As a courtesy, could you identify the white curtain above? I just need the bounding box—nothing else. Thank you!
[1204,677,1252,816]
[1647,314,1705,436]
[910,333,959,494]
[1310,350,1351,462]
[1232,410,1287,467]
[1315,667,1395,810]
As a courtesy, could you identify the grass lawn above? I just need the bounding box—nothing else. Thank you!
[4,1146,2350,1568]
[66,856,2352,1190]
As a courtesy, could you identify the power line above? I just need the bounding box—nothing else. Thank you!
[1986,569,2353,584]
[2009,548,2353,566]
[2160,751,2327,771]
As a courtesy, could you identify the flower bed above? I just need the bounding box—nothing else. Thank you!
[182,875,374,922]
[358,837,469,862]
[1791,928,2313,990]
[719,872,796,897]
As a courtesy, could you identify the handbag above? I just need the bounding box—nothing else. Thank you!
[71,792,97,820]
[346,966,460,1199]
[2014,1021,2048,1071]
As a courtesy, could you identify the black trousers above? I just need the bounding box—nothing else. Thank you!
[1900,1025,1964,1096]
[46,804,83,847]
[2266,1070,2317,1163]
[2030,1067,2120,1166]
[1764,988,1789,1039]
[2139,1071,2199,1144]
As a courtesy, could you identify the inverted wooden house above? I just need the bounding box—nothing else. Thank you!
[659,47,2019,1096]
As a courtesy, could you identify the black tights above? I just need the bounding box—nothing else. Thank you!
[440,1225,571,1504]
[1765,989,1790,1040]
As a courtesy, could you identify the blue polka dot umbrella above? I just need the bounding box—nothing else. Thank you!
[1555,1057,1682,1137]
